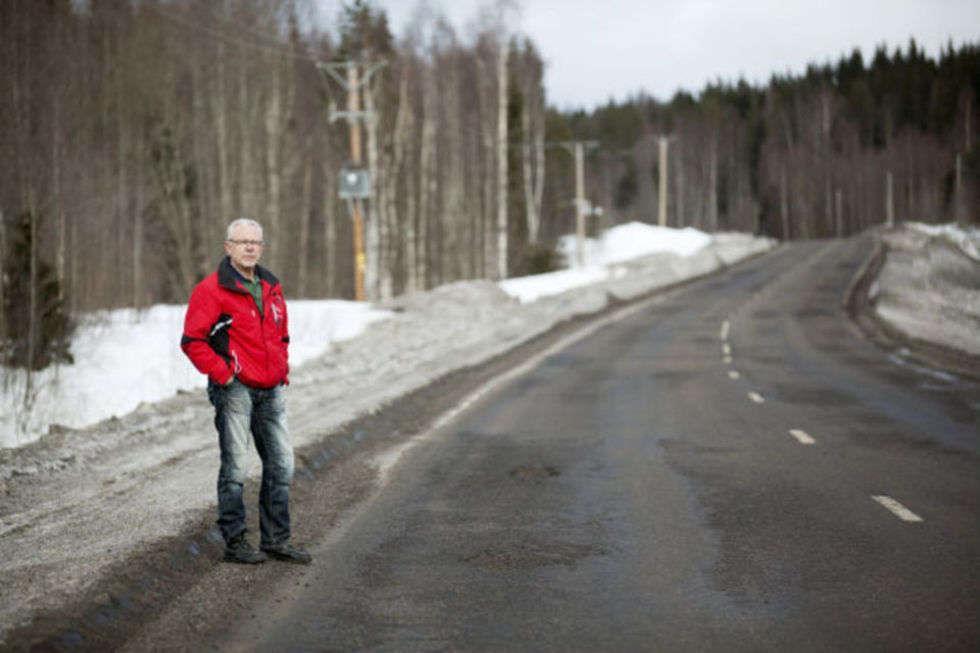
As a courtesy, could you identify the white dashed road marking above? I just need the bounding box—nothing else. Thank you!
[789,429,815,445]
[872,495,924,522]
[723,355,732,364]
[720,320,730,341]
[722,343,732,355]
[748,391,765,403]
[728,370,740,380]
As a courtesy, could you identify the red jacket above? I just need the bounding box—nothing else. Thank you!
[181,257,290,388]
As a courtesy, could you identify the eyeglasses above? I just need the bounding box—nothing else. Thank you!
[227,239,264,247]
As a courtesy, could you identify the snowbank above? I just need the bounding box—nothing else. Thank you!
[0,302,391,448]
[872,223,980,356]
[502,222,733,304]
[1,223,770,449]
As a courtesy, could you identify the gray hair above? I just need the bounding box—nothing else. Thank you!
[226,218,263,240]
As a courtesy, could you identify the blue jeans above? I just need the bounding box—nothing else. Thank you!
[207,379,294,546]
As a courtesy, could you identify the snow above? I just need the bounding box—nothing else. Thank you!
[501,222,714,303]
[8,219,971,451]
[0,301,391,449]
[873,222,980,356]
[499,267,609,304]
[907,221,980,261]
[3,221,720,448]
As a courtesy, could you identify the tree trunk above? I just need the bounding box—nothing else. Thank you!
[478,56,495,278]
[27,196,38,390]
[418,67,436,291]
[324,170,338,297]
[133,138,144,308]
[52,93,66,303]
[444,59,466,282]
[675,144,685,227]
[297,157,312,297]
[780,166,790,240]
[825,177,833,237]
[0,209,6,362]
[117,78,129,307]
[520,92,540,244]
[708,133,718,232]
[391,67,412,295]
[265,56,282,272]
[239,43,253,220]
[495,41,508,279]
[364,74,382,300]
[835,188,844,237]
[215,26,233,231]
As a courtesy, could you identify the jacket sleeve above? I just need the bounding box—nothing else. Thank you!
[181,282,234,385]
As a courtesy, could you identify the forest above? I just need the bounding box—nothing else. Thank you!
[1,0,977,371]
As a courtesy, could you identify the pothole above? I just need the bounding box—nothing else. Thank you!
[509,465,560,481]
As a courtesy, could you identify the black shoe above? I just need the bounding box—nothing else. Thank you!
[223,533,268,564]
[261,541,312,565]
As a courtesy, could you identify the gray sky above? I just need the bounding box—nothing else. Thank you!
[316,0,980,110]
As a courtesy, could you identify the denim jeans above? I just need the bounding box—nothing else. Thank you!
[207,379,294,546]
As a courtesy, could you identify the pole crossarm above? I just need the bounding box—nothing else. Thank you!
[316,60,388,91]
[328,109,373,123]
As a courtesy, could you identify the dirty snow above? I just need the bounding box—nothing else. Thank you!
[0,302,391,449]
[501,222,715,304]
[873,223,980,356]
[0,223,779,641]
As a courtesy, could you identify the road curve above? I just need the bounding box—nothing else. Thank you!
[131,237,979,651]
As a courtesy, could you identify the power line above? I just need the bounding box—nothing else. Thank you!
[141,3,321,65]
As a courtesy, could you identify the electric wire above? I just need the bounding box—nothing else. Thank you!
[140,2,322,65]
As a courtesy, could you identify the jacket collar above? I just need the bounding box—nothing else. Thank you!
[217,256,280,293]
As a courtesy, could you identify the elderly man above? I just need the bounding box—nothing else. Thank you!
[181,218,311,565]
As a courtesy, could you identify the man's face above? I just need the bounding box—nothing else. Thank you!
[225,224,264,272]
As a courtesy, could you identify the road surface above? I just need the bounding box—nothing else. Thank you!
[126,238,979,651]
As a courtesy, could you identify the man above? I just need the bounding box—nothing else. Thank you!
[181,218,311,565]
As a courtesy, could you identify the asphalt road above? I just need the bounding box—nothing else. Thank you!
[149,238,979,651]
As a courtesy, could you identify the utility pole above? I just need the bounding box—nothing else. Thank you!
[318,60,385,301]
[554,140,598,267]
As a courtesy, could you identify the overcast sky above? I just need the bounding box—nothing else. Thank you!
[315,0,980,110]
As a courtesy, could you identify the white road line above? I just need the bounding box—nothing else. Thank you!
[789,429,815,445]
[722,343,732,355]
[723,355,732,364]
[720,320,730,341]
[872,495,924,522]
[748,391,765,403]
[728,370,740,380]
